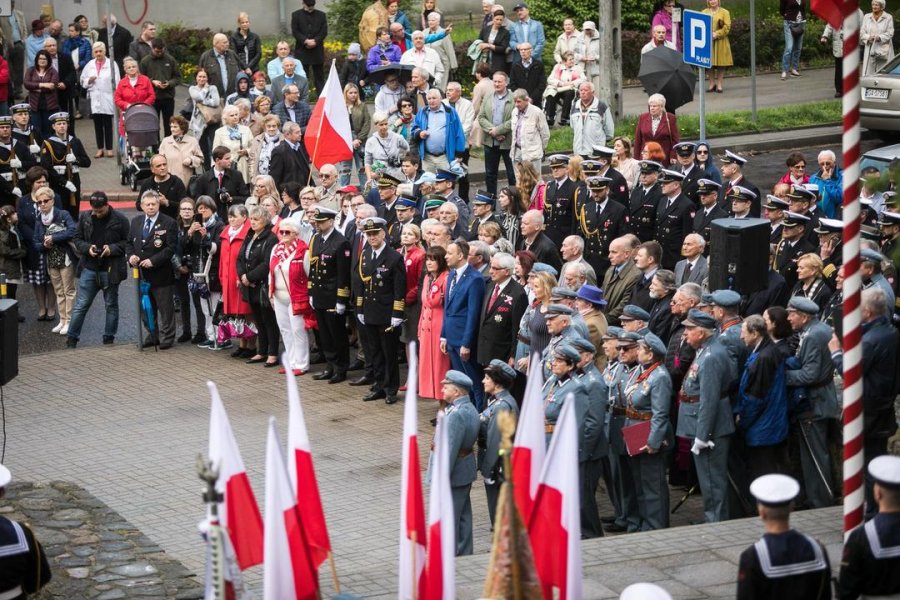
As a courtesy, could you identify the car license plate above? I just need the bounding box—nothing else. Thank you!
[865,88,890,99]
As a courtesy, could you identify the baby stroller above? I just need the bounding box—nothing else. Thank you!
[119,103,160,191]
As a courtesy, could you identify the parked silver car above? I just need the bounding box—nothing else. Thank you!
[862,55,900,139]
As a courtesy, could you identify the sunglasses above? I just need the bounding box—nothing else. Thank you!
[279,229,295,235]
[36,199,52,205]
[696,150,708,155]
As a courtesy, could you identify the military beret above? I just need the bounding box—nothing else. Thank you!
[640,332,667,356]
[484,359,516,384]
[787,296,820,315]
[50,112,69,124]
[710,289,741,308]
[727,185,757,202]
[764,195,790,211]
[673,142,696,156]
[548,154,569,167]
[0,463,9,488]
[415,172,437,185]
[682,308,717,329]
[813,217,842,234]
[531,262,558,277]
[750,474,800,506]
[362,217,388,232]
[617,331,642,346]
[377,174,400,187]
[786,186,816,203]
[473,190,495,205]
[586,176,612,191]
[311,206,339,221]
[720,149,747,166]
[619,304,650,322]
[0,116,11,126]
[696,178,721,195]
[441,369,473,390]
[545,303,575,317]
[569,337,596,354]
[10,103,29,115]
[659,169,685,184]
[591,146,615,159]
[581,160,603,174]
[861,248,886,263]
[879,210,900,226]
[602,326,623,340]
[551,286,578,300]
[435,168,458,182]
[553,343,581,363]
[782,211,811,227]
[575,283,607,306]
[869,455,900,489]
[639,160,663,174]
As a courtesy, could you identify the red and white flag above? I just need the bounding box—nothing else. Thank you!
[207,381,264,570]
[421,413,455,600]
[285,364,332,570]
[304,61,353,169]
[399,344,426,599]
[263,418,319,600]
[811,0,856,28]
[511,354,546,524]
[528,394,582,600]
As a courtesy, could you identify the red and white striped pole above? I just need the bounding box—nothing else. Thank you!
[840,7,864,539]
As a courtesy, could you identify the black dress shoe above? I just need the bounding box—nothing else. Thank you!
[177,332,192,343]
[263,360,281,368]
[605,522,627,533]
[328,373,347,384]
[600,515,617,524]
[142,339,158,348]
[363,389,387,401]
[385,395,398,405]
[312,371,333,381]
[159,343,173,350]
[246,356,266,364]
[347,359,365,371]
[349,376,375,386]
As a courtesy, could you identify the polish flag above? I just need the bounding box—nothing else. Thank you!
[207,381,264,570]
[811,0,856,28]
[421,413,455,600]
[285,364,332,569]
[398,344,426,600]
[528,394,583,600]
[511,354,546,524]
[263,418,319,600]
[304,61,353,169]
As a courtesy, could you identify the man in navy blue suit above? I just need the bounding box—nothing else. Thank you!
[440,238,486,409]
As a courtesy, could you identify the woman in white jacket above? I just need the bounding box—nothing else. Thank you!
[212,104,253,182]
[80,42,119,158]
[861,0,894,75]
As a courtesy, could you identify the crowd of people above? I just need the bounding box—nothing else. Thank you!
[3,2,900,596]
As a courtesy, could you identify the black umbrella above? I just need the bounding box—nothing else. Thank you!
[367,63,415,86]
[638,45,697,112]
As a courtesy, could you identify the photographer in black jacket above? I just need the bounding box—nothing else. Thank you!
[194,146,248,221]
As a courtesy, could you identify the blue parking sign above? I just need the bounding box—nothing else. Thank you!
[682,10,712,68]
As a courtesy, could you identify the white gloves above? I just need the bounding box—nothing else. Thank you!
[9,158,21,169]
[357,313,365,325]
[309,296,314,310]
[11,187,21,198]
[335,302,345,315]
[390,317,403,329]
[691,438,715,456]
[65,153,77,164]
[64,181,77,193]
[29,144,40,155]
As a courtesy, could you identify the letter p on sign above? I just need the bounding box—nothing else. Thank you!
[682,10,712,68]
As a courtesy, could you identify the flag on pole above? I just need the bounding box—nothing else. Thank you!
[811,0,855,28]
[285,363,332,569]
[399,344,427,600]
[511,354,546,524]
[264,418,319,600]
[207,381,264,570]
[421,413,455,600]
[528,395,583,600]
[304,61,353,169]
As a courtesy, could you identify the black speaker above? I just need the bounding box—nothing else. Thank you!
[0,299,18,385]
[708,218,770,295]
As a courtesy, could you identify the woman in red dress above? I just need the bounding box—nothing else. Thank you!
[417,245,451,400]
[218,204,253,355]
[400,222,425,367]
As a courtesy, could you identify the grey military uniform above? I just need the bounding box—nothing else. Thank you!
[477,389,519,527]
[578,362,609,538]
[542,373,588,446]
[541,325,581,379]
[609,361,642,531]
[784,318,839,508]
[623,362,673,531]
[677,336,736,523]
[442,395,481,556]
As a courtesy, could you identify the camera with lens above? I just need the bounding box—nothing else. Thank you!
[219,190,233,206]
[387,156,401,168]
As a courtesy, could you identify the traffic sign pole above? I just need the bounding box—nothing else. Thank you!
[682,10,712,141]
[698,67,706,140]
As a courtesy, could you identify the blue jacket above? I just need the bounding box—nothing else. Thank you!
[508,18,546,63]
[441,264,485,348]
[33,208,77,264]
[411,101,466,163]
[809,166,843,219]
[393,10,413,35]
[737,338,789,447]
[62,36,93,70]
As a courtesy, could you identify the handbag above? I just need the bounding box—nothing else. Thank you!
[258,281,270,308]
[197,101,222,126]
[789,20,805,36]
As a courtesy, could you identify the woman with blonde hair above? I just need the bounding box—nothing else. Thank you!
[32,186,77,335]
[790,253,832,312]
[613,136,640,190]
[229,12,262,75]
[340,83,371,186]
[516,268,557,371]
[516,160,546,211]
[248,113,282,180]
[213,104,253,181]
[568,155,586,184]
[246,174,279,208]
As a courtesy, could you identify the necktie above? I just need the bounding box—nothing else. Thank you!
[217,172,223,190]
[448,270,457,296]
[142,218,152,241]
[488,283,501,312]
[682,261,692,284]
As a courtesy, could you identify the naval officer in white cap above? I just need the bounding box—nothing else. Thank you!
[0,463,52,599]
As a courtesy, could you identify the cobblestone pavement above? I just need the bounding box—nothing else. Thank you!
[1,343,846,597]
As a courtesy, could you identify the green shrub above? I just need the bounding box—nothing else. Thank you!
[158,22,215,66]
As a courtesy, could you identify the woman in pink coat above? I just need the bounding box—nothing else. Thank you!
[417,245,451,400]
[218,205,253,355]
